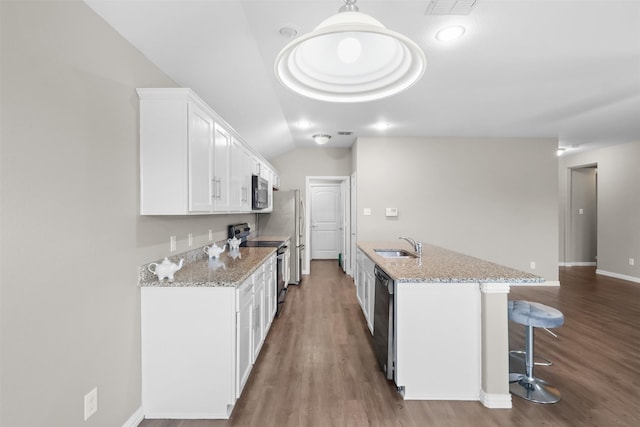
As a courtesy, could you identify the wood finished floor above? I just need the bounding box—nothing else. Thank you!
[139,261,640,427]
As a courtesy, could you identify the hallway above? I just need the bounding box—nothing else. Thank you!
[140,262,640,427]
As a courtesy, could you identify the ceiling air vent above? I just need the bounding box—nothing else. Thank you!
[337,131,354,136]
[425,0,479,15]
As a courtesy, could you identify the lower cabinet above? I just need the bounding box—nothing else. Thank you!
[141,253,277,419]
[356,248,375,334]
[236,276,253,398]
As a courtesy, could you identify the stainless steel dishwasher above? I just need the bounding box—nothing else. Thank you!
[373,266,394,380]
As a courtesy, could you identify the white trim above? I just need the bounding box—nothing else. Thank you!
[479,283,510,294]
[510,280,560,287]
[479,389,512,409]
[563,262,597,267]
[596,269,640,284]
[304,176,351,276]
[122,407,144,427]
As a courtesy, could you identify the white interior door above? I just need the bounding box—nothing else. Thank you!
[310,184,341,260]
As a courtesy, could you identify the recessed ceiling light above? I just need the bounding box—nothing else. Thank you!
[278,25,299,39]
[373,121,391,131]
[435,25,466,42]
[312,134,332,145]
[296,120,312,129]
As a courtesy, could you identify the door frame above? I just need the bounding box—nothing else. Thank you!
[304,176,351,276]
[562,163,598,267]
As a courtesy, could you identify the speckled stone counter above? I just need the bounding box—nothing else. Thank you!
[139,246,277,287]
[357,241,544,284]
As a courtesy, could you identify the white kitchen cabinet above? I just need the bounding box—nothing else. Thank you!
[141,286,236,419]
[213,123,231,211]
[265,254,277,327]
[187,102,215,212]
[236,277,253,398]
[355,248,375,334]
[252,266,265,360]
[137,88,278,215]
[141,254,277,419]
[229,138,251,212]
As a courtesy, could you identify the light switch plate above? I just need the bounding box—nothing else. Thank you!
[363,208,372,216]
[385,208,398,217]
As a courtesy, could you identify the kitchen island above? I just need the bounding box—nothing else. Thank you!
[357,241,543,409]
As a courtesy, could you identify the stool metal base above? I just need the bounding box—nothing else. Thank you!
[510,377,561,404]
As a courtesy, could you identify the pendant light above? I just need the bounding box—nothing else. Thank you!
[274,0,426,103]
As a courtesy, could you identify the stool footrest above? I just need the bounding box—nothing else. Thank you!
[509,350,553,366]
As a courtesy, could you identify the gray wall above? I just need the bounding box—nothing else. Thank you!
[269,147,353,192]
[1,2,253,426]
[354,137,560,282]
[269,147,352,273]
[559,141,640,280]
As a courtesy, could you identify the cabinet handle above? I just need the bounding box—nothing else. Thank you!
[211,179,216,199]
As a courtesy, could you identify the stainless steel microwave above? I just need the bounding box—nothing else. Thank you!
[252,175,269,210]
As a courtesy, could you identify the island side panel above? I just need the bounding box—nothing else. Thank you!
[479,283,512,408]
[142,286,236,418]
[395,282,481,400]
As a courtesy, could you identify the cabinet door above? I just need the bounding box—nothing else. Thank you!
[236,290,253,397]
[229,139,251,212]
[213,123,230,211]
[252,283,264,360]
[188,103,215,212]
[366,270,375,333]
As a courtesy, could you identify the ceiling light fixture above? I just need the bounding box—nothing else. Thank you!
[274,0,427,103]
[312,134,332,145]
[435,25,466,42]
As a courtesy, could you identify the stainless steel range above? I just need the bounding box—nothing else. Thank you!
[228,223,288,315]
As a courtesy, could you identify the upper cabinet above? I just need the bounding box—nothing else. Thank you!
[138,88,278,215]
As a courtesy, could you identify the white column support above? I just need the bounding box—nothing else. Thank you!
[479,283,512,408]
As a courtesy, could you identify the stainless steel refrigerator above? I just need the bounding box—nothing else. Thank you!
[258,190,305,284]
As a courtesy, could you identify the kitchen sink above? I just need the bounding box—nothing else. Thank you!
[374,249,418,259]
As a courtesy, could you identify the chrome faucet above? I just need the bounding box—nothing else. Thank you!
[399,236,422,256]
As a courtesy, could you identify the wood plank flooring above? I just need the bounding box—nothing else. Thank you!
[139,262,640,427]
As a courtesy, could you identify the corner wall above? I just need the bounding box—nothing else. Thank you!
[559,141,640,281]
[1,2,253,426]
[354,137,559,282]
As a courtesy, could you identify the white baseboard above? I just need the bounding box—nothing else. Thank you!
[122,407,144,427]
[479,389,512,409]
[562,262,597,267]
[596,269,640,284]
[509,280,559,287]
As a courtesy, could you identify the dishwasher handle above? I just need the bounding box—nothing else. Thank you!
[375,267,394,295]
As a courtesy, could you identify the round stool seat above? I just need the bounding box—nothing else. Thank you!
[508,300,564,328]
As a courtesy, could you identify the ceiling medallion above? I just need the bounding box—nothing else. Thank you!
[274,0,426,103]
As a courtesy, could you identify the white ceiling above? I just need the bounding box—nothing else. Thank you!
[85,0,640,160]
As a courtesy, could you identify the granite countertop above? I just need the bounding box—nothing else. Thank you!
[357,241,544,284]
[139,246,277,288]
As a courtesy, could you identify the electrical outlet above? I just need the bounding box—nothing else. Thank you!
[188,233,193,247]
[84,387,98,421]
[630,258,635,266]
[170,235,177,252]
[530,261,536,270]
[209,229,214,241]
[363,208,372,216]
[578,208,584,215]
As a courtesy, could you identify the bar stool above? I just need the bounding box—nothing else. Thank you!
[508,300,564,404]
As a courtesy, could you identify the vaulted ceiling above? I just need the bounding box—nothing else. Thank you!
[86,0,640,160]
